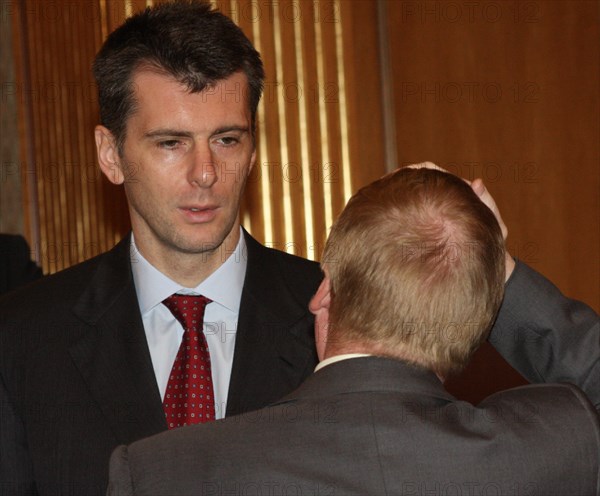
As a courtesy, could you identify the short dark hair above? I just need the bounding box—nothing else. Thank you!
[322,168,505,377]
[93,0,265,153]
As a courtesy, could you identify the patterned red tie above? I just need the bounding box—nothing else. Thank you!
[162,294,215,428]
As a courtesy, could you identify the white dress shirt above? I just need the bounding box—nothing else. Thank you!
[130,230,247,419]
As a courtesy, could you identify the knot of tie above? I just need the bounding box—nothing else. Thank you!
[162,294,211,331]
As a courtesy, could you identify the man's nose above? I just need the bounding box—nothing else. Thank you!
[188,144,217,188]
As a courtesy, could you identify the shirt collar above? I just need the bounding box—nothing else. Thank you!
[314,353,372,372]
[130,229,247,315]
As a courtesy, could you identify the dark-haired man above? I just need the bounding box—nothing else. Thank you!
[0,2,597,495]
[107,168,599,495]
[1,3,318,495]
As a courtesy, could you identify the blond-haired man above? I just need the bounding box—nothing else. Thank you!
[108,168,599,496]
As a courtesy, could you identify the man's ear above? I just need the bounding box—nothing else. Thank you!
[309,276,331,314]
[95,125,125,185]
[310,275,332,361]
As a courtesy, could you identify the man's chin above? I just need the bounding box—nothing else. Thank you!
[156,222,239,257]
[173,239,224,256]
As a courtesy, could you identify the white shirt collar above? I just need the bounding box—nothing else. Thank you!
[314,353,372,372]
[130,229,247,315]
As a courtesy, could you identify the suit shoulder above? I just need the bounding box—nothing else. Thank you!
[480,382,599,429]
[482,381,595,404]
[265,247,321,297]
[245,232,322,291]
[269,246,321,277]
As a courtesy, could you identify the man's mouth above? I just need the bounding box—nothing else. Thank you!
[179,205,219,223]
[181,204,217,211]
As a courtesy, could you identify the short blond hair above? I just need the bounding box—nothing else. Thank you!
[322,168,505,377]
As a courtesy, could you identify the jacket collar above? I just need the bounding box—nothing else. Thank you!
[69,234,168,443]
[275,356,455,405]
[71,234,134,325]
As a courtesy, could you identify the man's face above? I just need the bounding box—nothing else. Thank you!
[98,70,256,265]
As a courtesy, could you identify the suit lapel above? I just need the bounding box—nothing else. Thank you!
[226,232,319,416]
[69,235,167,443]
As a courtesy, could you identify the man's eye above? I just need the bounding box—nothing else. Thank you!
[216,137,239,146]
[158,140,180,149]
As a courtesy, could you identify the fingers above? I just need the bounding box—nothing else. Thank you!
[470,177,486,197]
[403,161,445,172]
[404,161,476,186]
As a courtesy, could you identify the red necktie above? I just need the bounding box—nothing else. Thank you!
[162,294,215,428]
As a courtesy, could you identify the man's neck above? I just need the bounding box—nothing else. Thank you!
[131,229,242,287]
[323,341,444,380]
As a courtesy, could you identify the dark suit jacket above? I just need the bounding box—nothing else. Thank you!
[107,357,600,496]
[0,234,43,295]
[0,231,321,495]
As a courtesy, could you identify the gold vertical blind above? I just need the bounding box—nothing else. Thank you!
[217,0,357,260]
[13,0,132,273]
[13,0,386,273]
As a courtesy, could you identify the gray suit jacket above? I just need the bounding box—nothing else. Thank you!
[490,261,599,409]
[108,357,600,496]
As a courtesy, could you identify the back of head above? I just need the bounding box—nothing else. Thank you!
[93,0,265,151]
[322,168,505,377]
